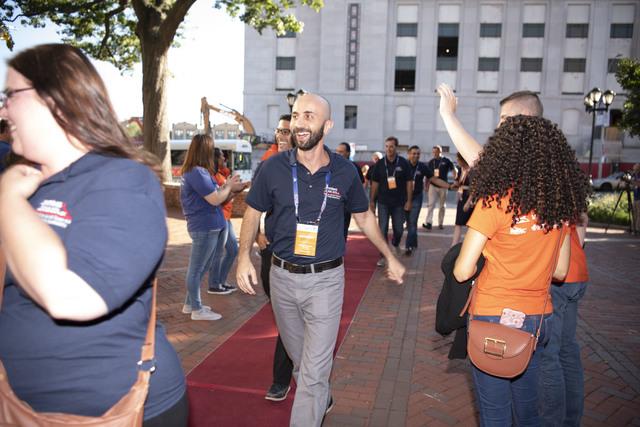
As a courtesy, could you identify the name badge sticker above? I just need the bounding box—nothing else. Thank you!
[387,176,397,189]
[294,223,319,257]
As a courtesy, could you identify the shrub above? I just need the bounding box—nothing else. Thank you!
[587,192,632,225]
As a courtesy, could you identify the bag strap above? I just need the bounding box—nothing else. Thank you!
[0,248,156,370]
[460,227,566,338]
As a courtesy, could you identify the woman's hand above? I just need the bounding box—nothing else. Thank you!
[437,83,457,118]
[0,165,44,200]
[227,174,247,193]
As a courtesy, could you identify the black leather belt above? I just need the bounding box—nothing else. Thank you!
[272,254,343,274]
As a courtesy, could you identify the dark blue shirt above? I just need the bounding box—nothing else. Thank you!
[0,153,185,419]
[370,155,413,206]
[428,156,455,183]
[247,146,368,264]
[0,141,10,173]
[409,161,433,197]
[181,166,226,233]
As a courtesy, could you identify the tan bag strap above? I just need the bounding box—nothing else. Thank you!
[460,227,566,338]
[0,249,156,370]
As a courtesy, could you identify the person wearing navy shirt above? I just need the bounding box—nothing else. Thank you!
[0,44,186,426]
[0,119,11,173]
[335,141,364,240]
[423,145,456,230]
[237,93,405,427]
[369,136,413,266]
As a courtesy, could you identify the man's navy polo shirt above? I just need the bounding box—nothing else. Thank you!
[410,161,433,197]
[0,141,10,173]
[370,155,413,206]
[247,146,368,264]
[0,153,185,419]
[428,156,455,183]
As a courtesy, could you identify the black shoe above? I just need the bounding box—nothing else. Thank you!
[207,286,233,295]
[438,224,444,230]
[422,222,432,230]
[325,396,334,415]
[265,383,290,401]
[405,247,413,256]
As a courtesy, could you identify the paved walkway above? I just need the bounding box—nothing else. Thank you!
[159,205,640,426]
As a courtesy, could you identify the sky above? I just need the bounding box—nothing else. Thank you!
[0,2,245,126]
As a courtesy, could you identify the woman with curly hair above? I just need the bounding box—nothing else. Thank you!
[453,115,590,426]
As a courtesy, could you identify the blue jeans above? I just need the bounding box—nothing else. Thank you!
[208,220,238,288]
[471,313,553,427]
[184,229,223,310]
[541,282,587,426]
[377,203,405,247]
[405,194,422,249]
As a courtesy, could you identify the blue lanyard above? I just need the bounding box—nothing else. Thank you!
[384,156,398,178]
[292,165,331,224]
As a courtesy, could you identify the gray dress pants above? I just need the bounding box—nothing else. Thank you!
[270,264,345,427]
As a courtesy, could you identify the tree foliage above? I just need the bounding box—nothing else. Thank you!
[615,57,640,138]
[1,0,324,181]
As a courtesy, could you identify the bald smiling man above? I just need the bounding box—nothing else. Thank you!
[237,93,405,427]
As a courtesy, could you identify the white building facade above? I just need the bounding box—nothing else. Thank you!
[243,0,640,169]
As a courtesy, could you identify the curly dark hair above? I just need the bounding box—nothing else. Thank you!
[470,115,590,231]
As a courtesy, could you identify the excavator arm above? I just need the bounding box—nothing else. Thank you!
[201,97,256,137]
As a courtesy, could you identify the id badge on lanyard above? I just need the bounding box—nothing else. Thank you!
[387,176,397,189]
[294,223,319,257]
[292,164,331,258]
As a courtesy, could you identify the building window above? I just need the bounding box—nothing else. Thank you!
[478,57,500,71]
[480,23,502,37]
[563,58,586,73]
[395,105,411,131]
[277,30,296,38]
[227,131,237,139]
[608,58,620,74]
[397,23,418,37]
[214,130,224,139]
[276,57,295,70]
[521,58,543,72]
[344,105,357,129]
[395,56,416,91]
[566,23,589,38]
[437,23,459,71]
[346,3,360,91]
[522,23,545,38]
[610,23,634,38]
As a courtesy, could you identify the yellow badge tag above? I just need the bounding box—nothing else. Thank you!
[387,176,397,189]
[434,169,440,177]
[294,223,319,257]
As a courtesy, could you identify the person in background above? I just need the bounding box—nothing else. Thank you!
[453,115,589,426]
[364,151,383,197]
[207,147,246,294]
[180,134,245,320]
[255,113,296,402]
[335,142,364,240]
[632,163,640,234]
[0,119,11,172]
[369,137,413,266]
[423,145,456,230]
[0,43,187,426]
[451,153,472,246]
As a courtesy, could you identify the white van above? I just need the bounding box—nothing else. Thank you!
[170,138,253,182]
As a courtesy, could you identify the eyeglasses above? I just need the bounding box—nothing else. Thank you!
[0,87,34,108]
[275,128,291,135]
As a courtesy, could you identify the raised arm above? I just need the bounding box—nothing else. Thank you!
[437,83,483,167]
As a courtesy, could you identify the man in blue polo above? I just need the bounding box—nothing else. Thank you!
[369,136,413,266]
[237,93,405,427]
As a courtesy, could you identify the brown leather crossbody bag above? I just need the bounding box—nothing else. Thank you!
[460,234,561,379]
[0,250,156,426]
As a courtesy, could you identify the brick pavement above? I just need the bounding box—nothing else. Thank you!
[159,206,640,426]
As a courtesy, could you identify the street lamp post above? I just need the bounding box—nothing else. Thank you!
[584,87,616,178]
[286,89,307,112]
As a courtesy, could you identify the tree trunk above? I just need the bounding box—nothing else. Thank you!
[140,38,172,182]
[133,0,196,183]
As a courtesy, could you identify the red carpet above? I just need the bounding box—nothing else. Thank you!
[186,234,378,426]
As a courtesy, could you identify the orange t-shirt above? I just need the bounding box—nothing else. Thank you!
[214,172,233,220]
[560,226,588,283]
[467,198,567,316]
